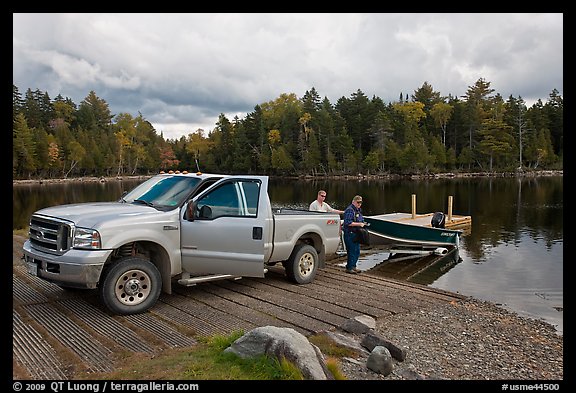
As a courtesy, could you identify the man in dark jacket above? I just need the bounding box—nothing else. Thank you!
[342,195,366,274]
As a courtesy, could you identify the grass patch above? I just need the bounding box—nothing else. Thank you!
[307,332,363,380]
[308,333,361,358]
[325,356,348,380]
[83,330,305,380]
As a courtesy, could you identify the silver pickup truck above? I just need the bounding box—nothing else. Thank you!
[22,172,342,315]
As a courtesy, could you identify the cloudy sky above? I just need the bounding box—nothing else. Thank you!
[13,13,563,141]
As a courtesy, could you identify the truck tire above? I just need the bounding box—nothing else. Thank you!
[99,256,162,315]
[285,244,318,284]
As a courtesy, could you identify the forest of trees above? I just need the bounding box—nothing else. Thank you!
[13,78,563,180]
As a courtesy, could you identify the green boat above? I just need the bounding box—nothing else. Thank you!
[364,212,466,248]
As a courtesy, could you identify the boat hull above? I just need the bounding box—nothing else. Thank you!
[364,214,462,248]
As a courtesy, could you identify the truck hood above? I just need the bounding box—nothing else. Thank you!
[34,202,166,229]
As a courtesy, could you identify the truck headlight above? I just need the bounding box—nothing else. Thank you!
[73,227,102,249]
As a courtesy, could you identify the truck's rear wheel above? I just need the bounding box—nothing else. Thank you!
[99,256,161,315]
[285,244,318,284]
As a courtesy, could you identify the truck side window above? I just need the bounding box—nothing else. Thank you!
[196,179,260,219]
[240,180,260,216]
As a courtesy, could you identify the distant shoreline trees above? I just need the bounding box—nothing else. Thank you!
[13,79,563,180]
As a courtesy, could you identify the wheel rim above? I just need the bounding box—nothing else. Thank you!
[298,252,315,277]
[113,269,153,306]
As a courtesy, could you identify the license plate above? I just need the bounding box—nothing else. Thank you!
[26,262,38,276]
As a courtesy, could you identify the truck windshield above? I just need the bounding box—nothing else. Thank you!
[122,175,201,209]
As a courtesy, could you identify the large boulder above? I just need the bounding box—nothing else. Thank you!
[366,345,394,376]
[224,326,331,380]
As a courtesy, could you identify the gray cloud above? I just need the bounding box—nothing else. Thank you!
[13,13,563,140]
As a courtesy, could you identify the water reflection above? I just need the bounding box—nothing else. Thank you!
[338,246,463,285]
[13,180,141,230]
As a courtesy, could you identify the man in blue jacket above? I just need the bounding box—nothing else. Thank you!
[342,195,367,274]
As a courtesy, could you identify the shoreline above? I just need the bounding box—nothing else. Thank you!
[12,169,564,186]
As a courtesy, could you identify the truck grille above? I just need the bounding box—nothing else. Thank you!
[29,215,73,255]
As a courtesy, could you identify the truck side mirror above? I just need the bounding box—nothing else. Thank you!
[185,201,195,221]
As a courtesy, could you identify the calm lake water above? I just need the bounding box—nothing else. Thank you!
[13,175,563,334]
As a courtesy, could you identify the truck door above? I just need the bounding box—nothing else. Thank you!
[180,177,270,277]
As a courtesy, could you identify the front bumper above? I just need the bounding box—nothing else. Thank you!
[22,240,113,289]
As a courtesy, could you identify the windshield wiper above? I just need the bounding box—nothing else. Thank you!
[133,199,155,207]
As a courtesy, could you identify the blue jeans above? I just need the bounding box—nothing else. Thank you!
[344,231,360,270]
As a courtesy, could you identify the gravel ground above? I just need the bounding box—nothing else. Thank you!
[338,297,563,381]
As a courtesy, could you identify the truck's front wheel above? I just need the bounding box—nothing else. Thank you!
[99,257,161,315]
[285,244,318,284]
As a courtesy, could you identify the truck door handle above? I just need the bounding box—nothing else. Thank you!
[252,227,263,240]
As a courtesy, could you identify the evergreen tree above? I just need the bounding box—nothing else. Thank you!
[13,85,24,123]
[462,78,495,156]
[77,91,113,132]
[24,88,43,129]
[543,89,563,157]
[13,113,36,178]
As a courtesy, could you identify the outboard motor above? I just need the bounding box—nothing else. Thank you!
[431,212,446,228]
